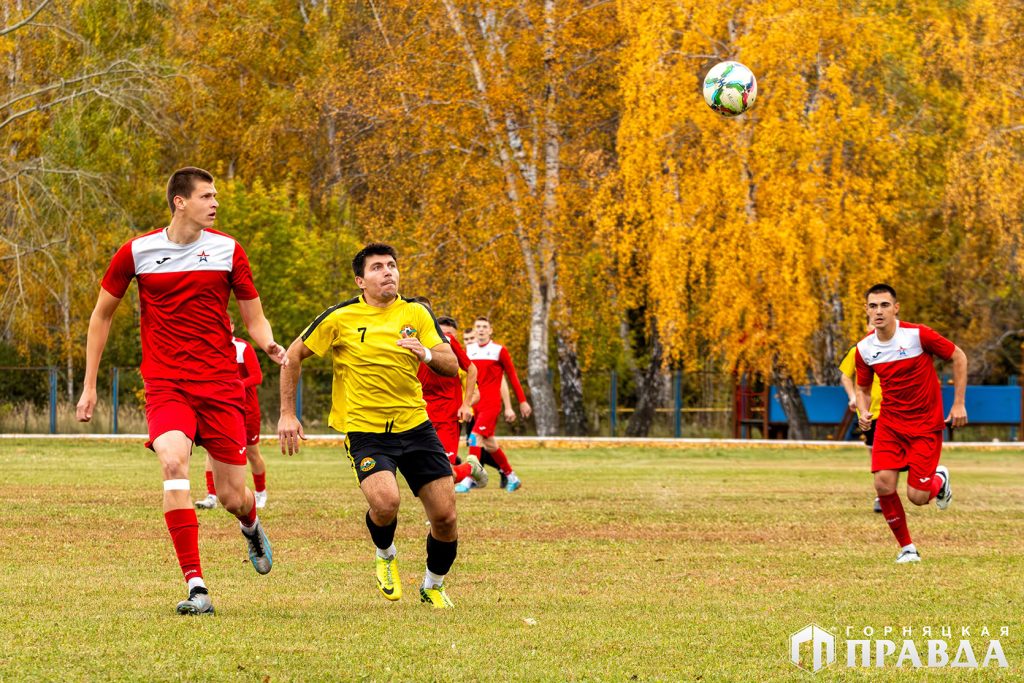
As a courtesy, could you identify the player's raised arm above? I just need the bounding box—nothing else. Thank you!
[76,288,123,422]
[278,336,314,455]
[238,297,288,366]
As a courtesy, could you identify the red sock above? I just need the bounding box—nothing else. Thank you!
[469,445,482,458]
[928,474,943,501]
[205,470,216,496]
[165,508,203,583]
[490,448,513,476]
[452,462,472,482]
[239,492,258,526]
[253,472,266,493]
[877,492,912,546]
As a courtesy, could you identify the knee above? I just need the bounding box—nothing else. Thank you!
[370,497,400,523]
[431,509,458,537]
[874,481,896,496]
[217,488,246,514]
[159,456,189,481]
[906,490,929,506]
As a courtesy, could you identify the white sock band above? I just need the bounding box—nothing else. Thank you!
[163,479,190,491]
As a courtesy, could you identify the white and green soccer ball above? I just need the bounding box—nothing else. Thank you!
[703,61,757,117]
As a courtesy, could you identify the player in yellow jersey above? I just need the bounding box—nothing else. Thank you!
[277,243,461,608]
[840,336,884,513]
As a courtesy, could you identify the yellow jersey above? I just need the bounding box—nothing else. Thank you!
[839,345,882,419]
[301,294,446,434]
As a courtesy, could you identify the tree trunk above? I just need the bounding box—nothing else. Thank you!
[771,367,810,440]
[556,329,586,436]
[626,324,665,437]
[526,287,558,435]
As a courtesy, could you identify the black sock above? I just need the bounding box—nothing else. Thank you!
[480,449,498,470]
[426,533,458,576]
[366,511,397,550]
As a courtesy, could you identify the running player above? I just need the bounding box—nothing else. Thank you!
[854,283,967,563]
[423,311,487,488]
[278,243,462,608]
[76,167,283,615]
[461,316,531,493]
[196,324,268,510]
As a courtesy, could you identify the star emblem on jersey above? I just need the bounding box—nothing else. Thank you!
[197,250,210,263]
[399,325,416,338]
[898,346,908,357]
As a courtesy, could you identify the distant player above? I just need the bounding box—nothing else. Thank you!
[196,324,269,510]
[461,316,531,493]
[76,167,283,615]
[839,327,883,513]
[854,283,967,563]
[412,307,487,488]
[278,243,462,608]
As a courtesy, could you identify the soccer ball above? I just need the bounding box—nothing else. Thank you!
[703,61,757,117]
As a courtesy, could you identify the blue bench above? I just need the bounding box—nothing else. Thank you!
[767,385,1022,440]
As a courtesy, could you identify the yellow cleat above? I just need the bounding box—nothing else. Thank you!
[375,555,402,601]
[419,584,454,609]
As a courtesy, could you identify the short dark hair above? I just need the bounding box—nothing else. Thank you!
[437,315,457,328]
[352,243,398,277]
[865,283,897,301]
[475,316,490,324]
[166,167,214,215]
[407,295,432,309]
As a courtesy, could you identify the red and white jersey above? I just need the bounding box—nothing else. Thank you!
[101,228,259,381]
[232,336,263,407]
[418,333,472,423]
[466,340,527,406]
[855,321,956,434]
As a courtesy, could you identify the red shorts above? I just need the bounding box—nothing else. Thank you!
[471,401,501,440]
[244,396,261,445]
[432,420,461,464]
[871,421,943,489]
[144,378,247,465]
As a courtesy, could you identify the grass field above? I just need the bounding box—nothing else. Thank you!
[1,439,1022,681]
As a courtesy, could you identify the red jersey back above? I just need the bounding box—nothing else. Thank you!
[232,336,263,406]
[418,333,472,422]
[101,228,259,381]
[855,321,955,434]
[466,341,526,406]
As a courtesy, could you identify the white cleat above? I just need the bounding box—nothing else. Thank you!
[895,549,921,563]
[466,456,488,489]
[194,494,217,510]
[934,465,952,510]
[254,490,268,509]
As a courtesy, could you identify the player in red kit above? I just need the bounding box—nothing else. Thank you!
[854,284,967,563]
[196,324,269,510]
[461,316,531,493]
[414,309,488,488]
[76,167,286,614]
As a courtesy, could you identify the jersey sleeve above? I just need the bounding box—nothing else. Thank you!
[838,346,856,378]
[230,242,259,301]
[919,325,956,361]
[854,348,874,388]
[449,335,473,372]
[413,304,445,350]
[499,346,528,403]
[241,342,263,388]
[100,241,136,298]
[301,310,342,357]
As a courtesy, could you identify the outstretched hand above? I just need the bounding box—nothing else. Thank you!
[265,341,289,366]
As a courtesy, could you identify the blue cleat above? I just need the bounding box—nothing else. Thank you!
[242,519,272,574]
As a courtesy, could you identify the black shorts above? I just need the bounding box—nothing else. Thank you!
[347,421,453,496]
[864,420,877,447]
[464,415,476,442]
